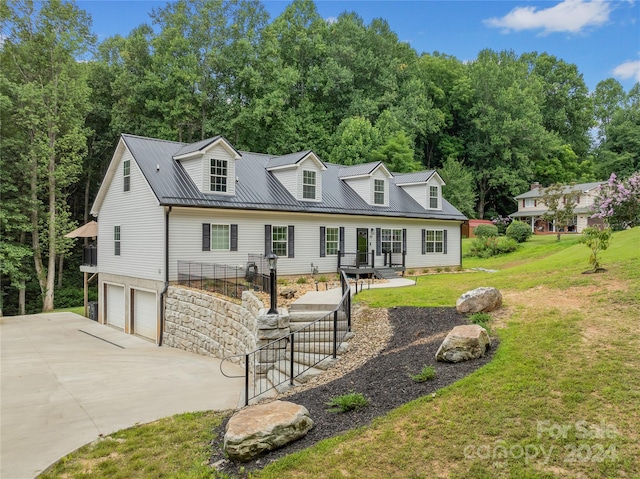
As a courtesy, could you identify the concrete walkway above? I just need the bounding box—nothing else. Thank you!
[291,277,415,311]
[0,312,244,479]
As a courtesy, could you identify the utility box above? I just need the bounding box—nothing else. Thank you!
[88,301,98,321]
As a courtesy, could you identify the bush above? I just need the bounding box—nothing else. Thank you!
[326,392,368,413]
[411,365,436,383]
[469,236,519,258]
[506,220,533,243]
[296,277,308,284]
[474,224,499,238]
[469,312,492,328]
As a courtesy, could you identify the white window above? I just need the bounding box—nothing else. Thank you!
[123,160,130,192]
[429,185,439,209]
[210,159,228,192]
[114,226,121,256]
[272,226,287,257]
[524,198,535,207]
[302,170,316,200]
[425,230,444,253]
[381,228,402,253]
[326,227,338,255]
[211,224,230,250]
[374,179,385,205]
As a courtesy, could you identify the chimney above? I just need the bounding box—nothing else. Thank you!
[531,182,541,191]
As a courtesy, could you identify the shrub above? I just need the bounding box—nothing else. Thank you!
[469,236,518,258]
[326,392,368,412]
[296,277,308,284]
[469,312,492,328]
[491,215,512,235]
[406,269,415,275]
[474,224,499,238]
[277,278,289,286]
[506,220,533,243]
[581,227,612,271]
[411,365,436,383]
[317,275,328,283]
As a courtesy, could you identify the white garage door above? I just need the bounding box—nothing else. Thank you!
[133,290,157,341]
[106,284,125,330]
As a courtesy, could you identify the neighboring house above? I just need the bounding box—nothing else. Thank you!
[511,181,604,234]
[90,134,467,343]
[462,219,494,238]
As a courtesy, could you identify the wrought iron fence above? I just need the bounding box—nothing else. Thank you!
[337,250,375,269]
[175,257,273,299]
[221,270,352,406]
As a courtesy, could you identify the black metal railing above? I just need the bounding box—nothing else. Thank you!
[383,251,406,268]
[175,257,275,300]
[337,250,375,269]
[82,245,97,266]
[221,270,352,406]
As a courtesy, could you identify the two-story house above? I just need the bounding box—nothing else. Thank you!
[511,181,604,234]
[90,134,467,343]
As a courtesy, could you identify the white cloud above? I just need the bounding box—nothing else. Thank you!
[613,59,640,81]
[326,16,337,25]
[484,0,612,34]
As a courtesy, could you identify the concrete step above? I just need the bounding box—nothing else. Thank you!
[266,368,302,394]
[288,310,333,322]
[290,341,351,355]
[290,320,350,333]
[374,268,401,279]
[287,330,353,344]
[244,376,278,406]
[272,359,325,384]
[292,352,338,370]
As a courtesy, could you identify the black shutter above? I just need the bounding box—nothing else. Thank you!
[421,229,426,254]
[202,224,210,251]
[339,227,345,257]
[402,228,407,253]
[376,227,381,256]
[230,224,238,251]
[288,225,295,258]
[443,230,448,254]
[264,225,271,255]
[320,226,326,257]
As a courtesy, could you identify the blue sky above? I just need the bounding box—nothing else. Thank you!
[79,0,640,92]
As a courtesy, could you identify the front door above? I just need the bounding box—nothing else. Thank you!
[356,228,368,265]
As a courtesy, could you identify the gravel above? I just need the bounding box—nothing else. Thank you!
[210,306,497,477]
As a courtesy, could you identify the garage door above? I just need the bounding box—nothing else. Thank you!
[133,290,157,341]
[106,284,125,330]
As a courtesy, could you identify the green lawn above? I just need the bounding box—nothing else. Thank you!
[39,229,640,478]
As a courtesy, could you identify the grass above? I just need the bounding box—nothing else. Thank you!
[39,229,640,478]
[410,365,436,383]
[46,306,85,316]
[326,392,369,413]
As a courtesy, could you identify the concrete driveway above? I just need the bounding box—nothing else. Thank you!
[0,312,244,479]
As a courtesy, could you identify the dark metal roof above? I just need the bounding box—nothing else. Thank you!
[393,171,436,184]
[266,150,313,169]
[338,162,384,178]
[121,134,467,221]
[173,136,222,157]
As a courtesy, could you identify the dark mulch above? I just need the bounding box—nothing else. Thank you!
[210,307,498,477]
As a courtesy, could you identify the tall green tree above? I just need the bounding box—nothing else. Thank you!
[328,116,380,165]
[439,157,477,218]
[1,0,94,311]
[370,130,420,173]
[541,183,580,241]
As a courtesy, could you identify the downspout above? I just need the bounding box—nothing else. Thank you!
[460,222,463,269]
[158,206,171,346]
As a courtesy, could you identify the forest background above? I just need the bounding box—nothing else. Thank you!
[1,0,639,314]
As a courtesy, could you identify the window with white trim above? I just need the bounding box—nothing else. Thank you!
[114,225,121,256]
[302,170,316,200]
[374,179,385,205]
[210,159,228,192]
[325,227,338,255]
[381,228,402,253]
[425,230,444,253]
[524,198,535,207]
[272,226,288,257]
[211,224,230,250]
[123,160,130,192]
[429,185,439,208]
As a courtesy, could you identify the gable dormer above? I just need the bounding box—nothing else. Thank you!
[339,162,392,207]
[266,151,327,202]
[394,170,445,211]
[173,136,242,195]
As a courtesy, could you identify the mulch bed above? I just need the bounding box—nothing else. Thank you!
[210,306,498,477]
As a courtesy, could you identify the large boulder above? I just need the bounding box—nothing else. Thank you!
[435,324,491,363]
[456,287,502,313]
[224,400,313,461]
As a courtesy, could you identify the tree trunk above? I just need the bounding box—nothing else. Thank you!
[476,179,487,219]
[83,167,91,247]
[30,136,48,306]
[57,254,64,288]
[43,133,57,312]
[19,281,26,316]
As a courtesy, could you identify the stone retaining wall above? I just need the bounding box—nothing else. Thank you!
[163,286,265,364]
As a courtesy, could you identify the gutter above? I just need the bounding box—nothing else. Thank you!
[158,206,172,346]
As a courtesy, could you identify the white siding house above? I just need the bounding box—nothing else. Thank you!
[91,133,467,344]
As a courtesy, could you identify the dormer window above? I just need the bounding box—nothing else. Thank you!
[123,160,130,192]
[374,179,385,205]
[430,185,439,209]
[210,159,228,193]
[303,170,316,200]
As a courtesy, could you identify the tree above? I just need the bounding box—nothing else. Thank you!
[591,172,640,230]
[581,227,612,272]
[370,130,421,173]
[541,184,581,241]
[439,157,477,218]
[328,116,380,165]
[1,0,94,311]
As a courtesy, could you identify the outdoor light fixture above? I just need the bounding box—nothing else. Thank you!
[267,252,278,314]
